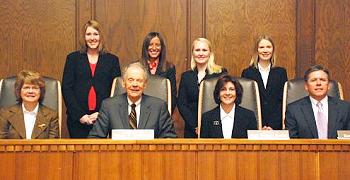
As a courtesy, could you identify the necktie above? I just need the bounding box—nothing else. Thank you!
[316,102,328,139]
[129,104,137,129]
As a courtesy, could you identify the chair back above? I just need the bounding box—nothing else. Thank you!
[198,77,262,137]
[0,76,62,137]
[110,75,172,114]
[282,78,344,129]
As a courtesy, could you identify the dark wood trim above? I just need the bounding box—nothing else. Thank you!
[296,0,316,78]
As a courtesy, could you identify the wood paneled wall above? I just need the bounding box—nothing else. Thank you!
[0,0,349,137]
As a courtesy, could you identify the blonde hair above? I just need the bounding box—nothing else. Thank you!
[15,70,45,103]
[249,35,277,68]
[79,20,106,53]
[190,38,223,74]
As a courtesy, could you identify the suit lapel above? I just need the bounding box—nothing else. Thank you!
[138,96,151,129]
[93,54,103,77]
[232,107,243,138]
[327,97,338,137]
[118,95,129,129]
[31,106,48,139]
[8,105,26,138]
[301,98,319,138]
[265,68,275,93]
[211,108,223,138]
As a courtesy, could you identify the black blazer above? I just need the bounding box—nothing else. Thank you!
[241,66,287,129]
[200,106,257,138]
[62,51,121,138]
[152,61,177,112]
[285,96,350,139]
[178,68,227,138]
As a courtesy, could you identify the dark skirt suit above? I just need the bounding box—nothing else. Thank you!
[62,51,121,138]
[178,68,227,138]
[241,66,287,129]
[200,106,257,138]
[152,62,177,112]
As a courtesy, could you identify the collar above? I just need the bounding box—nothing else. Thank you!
[220,104,236,119]
[257,63,271,72]
[22,103,39,116]
[309,96,328,106]
[127,97,142,106]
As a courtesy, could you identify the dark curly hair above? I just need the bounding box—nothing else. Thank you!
[213,75,243,105]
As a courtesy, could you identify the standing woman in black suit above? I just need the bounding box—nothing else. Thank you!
[140,32,177,112]
[241,35,287,130]
[178,38,227,138]
[62,20,121,138]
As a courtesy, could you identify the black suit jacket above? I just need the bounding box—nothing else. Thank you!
[200,106,257,138]
[178,68,227,138]
[152,62,177,112]
[62,51,121,138]
[88,94,177,138]
[285,96,350,139]
[241,66,287,129]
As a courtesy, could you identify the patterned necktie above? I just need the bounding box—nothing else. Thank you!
[129,104,137,129]
[316,102,328,139]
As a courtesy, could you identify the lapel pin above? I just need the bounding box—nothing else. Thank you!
[213,120,220,126]
[38,124,46,130]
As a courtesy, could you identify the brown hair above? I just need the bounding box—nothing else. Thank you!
[79,20,106,53]
[15,70,45,103]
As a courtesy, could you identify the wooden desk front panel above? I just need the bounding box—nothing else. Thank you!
[1,139,350,180]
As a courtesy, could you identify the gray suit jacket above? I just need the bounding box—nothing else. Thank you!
[285,96,350,138]
[88,94,177,138]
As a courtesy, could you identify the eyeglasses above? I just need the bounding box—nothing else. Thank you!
[21,85,40,92]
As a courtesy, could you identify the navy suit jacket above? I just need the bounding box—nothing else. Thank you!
[62,51,121,138]
[200,106,257,138]
[178,68,227,138]
[88,94,177,138]
[241,66,287,129]
[285,96,350,138]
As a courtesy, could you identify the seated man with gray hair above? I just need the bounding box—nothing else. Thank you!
[88,62,177,138]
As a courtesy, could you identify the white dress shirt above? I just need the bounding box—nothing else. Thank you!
[127,97,142,127]
[258,63,271,88]
[220,105,236,139]
[22,103,39,139]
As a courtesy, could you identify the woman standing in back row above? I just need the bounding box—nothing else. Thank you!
[241,35,287,130]
[62,20,121,138]
[178,38,227,138]
[139,32,177,112]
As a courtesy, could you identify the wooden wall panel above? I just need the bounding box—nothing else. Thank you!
[0,0,76,79]
[315,0,350,99]
[205,0,296,78]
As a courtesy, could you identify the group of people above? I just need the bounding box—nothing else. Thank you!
[1,20,350,139]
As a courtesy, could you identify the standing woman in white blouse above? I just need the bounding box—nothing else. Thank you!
[241,35,288,130]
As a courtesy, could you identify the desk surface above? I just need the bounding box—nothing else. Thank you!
[1,139,350,180]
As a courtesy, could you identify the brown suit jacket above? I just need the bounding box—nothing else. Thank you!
[0,104,59,139]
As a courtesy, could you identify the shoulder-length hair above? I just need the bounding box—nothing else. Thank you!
[213,75,243,105]
[15,70,46,103]
[79,20,107,53]
[249,35,277,68]
[190,38,223,74]
[141,32,173,72]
